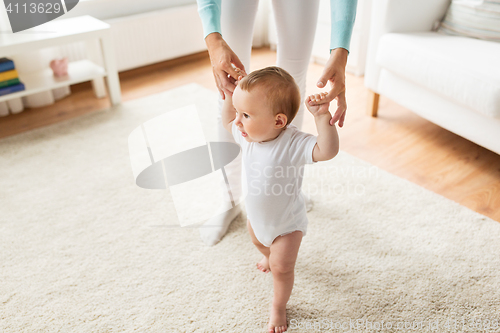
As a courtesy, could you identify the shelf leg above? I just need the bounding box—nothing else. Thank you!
[85,39,107,99]
[100,32,122,106]
[367,89,380,117]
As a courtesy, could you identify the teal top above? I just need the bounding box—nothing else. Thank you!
[196,0,358,53]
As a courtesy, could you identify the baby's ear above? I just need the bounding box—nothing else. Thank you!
[274,113,287,129]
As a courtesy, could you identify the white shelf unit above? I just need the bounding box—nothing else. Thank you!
[0,15,121,106]
[0,60,106,103]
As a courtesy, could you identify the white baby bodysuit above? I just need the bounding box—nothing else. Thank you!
[231,121,318,247]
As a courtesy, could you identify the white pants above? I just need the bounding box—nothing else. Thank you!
[217,0,320,206]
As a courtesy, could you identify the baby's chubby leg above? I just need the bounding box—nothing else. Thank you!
[268,231,303,333]
[246,219,271,273]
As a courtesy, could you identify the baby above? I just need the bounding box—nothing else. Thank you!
[222,66,339,333]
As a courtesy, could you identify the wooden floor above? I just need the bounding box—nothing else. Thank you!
[1,48,499,222]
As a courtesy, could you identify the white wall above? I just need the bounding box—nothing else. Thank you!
[0,3,12,32]
[62,0,197,20]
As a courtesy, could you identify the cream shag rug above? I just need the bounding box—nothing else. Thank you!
[1,84,499,333]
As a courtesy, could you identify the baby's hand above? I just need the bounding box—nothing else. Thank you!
[306,92,331,117]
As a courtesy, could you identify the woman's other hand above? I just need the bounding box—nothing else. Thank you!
[313,48,349,127]
[205,33,247,100]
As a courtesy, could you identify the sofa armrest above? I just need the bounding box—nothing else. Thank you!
[364,0,451,92]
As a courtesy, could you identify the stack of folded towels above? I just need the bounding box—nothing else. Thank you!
[0,58,25,116]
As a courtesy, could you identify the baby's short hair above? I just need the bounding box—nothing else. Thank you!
[238,66,300,126]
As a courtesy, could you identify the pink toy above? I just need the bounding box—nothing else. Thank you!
[50,58,68,77]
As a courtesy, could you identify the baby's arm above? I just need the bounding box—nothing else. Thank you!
[221,93,237,134]
[305,92,340,162]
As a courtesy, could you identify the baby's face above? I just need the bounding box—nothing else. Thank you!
[232,86,281,143]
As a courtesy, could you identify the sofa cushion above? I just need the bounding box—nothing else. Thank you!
[376,32,500,118]
[437,0,500,43]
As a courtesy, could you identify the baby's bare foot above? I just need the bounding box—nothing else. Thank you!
[257,256,270,273]
[268,305,287,333]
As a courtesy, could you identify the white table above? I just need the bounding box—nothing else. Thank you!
[0,15,121,105]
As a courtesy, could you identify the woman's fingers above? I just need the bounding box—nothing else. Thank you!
[330,92,347,126]
[231,54,246,76]
[331,109,346,126]
[213,72,226,100]
[317,65,335,89]
[323,80,345,104]
[223,60,246,83]
[339,109,346,127]
[217,70,237,96]
[217,63,248,96]
[331,108,343,124]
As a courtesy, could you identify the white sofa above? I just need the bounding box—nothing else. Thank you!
[364,0,500,155]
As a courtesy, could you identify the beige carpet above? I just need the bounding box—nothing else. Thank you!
[1,84,499,333]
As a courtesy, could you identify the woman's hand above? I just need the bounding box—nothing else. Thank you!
[205,33,247,100]
[312,48,349,127]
